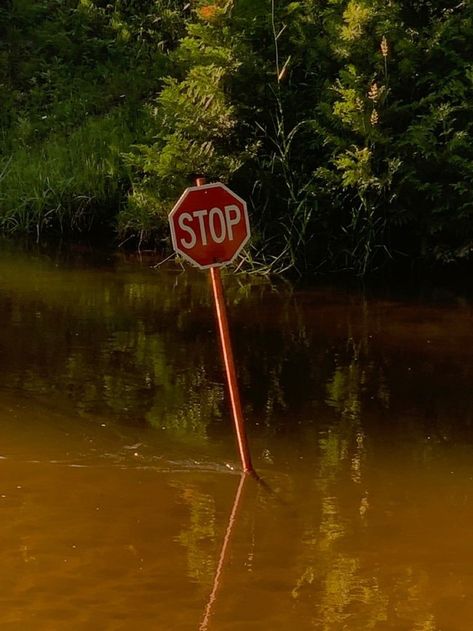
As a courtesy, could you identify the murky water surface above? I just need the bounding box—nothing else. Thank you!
[1,243,473,630]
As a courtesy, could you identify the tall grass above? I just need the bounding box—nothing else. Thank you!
[0,107,136,237]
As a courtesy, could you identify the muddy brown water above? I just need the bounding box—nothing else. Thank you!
[1,243,473,630]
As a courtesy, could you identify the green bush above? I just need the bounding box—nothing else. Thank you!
[0,107,137,234]
[2,0,473,274]
[0,0,188,235]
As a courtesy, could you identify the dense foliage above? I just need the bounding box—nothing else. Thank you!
[1,0,473,275]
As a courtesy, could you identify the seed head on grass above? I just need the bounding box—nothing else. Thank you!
[380,36,389,57]
[368,82,379,101]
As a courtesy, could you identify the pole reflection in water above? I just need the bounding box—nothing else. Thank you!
[200,473,248,631]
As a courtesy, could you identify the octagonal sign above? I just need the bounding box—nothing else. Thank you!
[169,183,250,269]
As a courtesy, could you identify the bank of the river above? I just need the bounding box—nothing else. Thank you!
[2,1,473,276]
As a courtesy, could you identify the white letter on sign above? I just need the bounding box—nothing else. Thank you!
[193,209,208,246]
[209,207,226,243]
[225,205,241,241]
[178,212,196,248]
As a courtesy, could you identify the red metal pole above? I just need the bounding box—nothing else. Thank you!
[195,177,254,474]
[210,267,253,474]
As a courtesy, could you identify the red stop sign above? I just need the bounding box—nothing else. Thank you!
[169,183,250,269]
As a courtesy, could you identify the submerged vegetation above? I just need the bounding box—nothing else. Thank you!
[1,1,473,275]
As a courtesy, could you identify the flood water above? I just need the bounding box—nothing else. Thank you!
[1,242,473,630]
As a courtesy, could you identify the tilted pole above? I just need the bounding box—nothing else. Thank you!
[195,177,254,474]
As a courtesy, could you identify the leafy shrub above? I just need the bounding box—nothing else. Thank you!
[2,0,473,274]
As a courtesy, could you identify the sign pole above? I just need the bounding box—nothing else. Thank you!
[195,178,254,475]
[210,267,253,474]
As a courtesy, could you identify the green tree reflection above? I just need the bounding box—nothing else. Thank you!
[175,483,217,585]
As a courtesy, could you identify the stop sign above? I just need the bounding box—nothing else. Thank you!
[169,182,250,269]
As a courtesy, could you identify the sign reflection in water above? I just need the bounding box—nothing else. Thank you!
[1,243,473,629]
